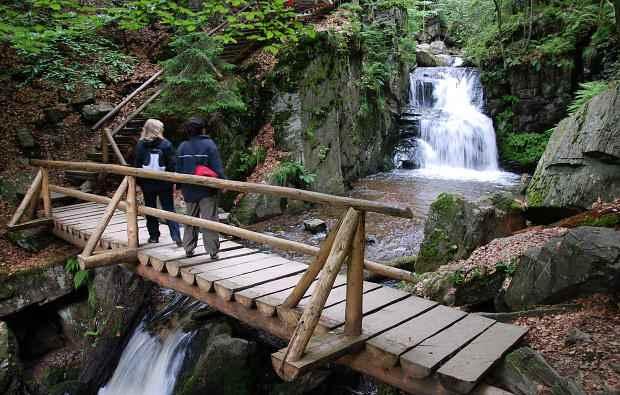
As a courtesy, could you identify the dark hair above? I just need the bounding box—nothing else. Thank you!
[184,116,205,137]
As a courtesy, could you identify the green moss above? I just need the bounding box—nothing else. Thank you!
[430,193,463,218]
[580,213,620,227]
[526,176,551,207]
[390,255,417,271]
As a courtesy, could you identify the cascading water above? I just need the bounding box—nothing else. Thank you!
[98,293,202,395]
[400,67,505,179]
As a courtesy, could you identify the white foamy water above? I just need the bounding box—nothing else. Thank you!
[98,323,192,395]
[408,67,503,174]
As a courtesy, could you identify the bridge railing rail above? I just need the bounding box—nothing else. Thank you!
[9,159,414,365]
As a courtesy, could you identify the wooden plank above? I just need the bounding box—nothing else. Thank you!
[278,282,382,327]
[194,256,289,291]
[272,331,365,381]
[164,244,252,276]
[256,275,346,317]
[318,286,411,330]
[53,206,107,219]
[272,293,438,381]
[72,214,128,229]
[137,235,229,266]
[437,322,528,394]
[366,305,467,368]
[400,315,496,380]
[179,252,272,284]
[52,202,99,213]
[56,211,119,226]
[234,273,305,308]
[213,261,308,301]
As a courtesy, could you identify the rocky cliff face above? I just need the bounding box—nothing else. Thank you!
[526,83,620,221]
[266,9,409,195]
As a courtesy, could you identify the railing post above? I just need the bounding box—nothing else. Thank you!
[79,177,129,264]
[281,216,343,309]
[283,208,360,363]
[344,211,365,336]
[8,170,43,227]
[40,168,52,218]
[126,176,139,249]
[101,130,109,164]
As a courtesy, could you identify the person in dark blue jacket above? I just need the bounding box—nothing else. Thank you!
[134,119,182,246]
[176,116,226,258]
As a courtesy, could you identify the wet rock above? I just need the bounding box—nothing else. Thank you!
[526,83,620,222]
[415,192,525,273]
[415,16,443,43]
[416,44,442,67]
[218,212,231,224]
[303,219,327,234]
[504,227,620,310]
[48,380,86,395]
[269,370,330,395]
[0,263,73,318]
[492,347,586,395]
[81,103,114,123]
[565,327,592,345]
[45,104,72,124]
[429,40,447,54]
[174,322,258,395]
[519,173,531,194]
[400,159,416,169]
[78,265,152,393]
[16,128,36,149]
[68,85,96,106]
[233,193,284,225]
[0,321,26,394]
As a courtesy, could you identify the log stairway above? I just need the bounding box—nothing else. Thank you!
[9,160,527,395]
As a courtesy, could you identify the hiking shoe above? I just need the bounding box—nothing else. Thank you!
[148,237,159,243]
[175,240,183,247]
[210,253,219,260]
[185,249,195,258]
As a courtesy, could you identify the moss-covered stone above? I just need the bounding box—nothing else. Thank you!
[0,321,25,394]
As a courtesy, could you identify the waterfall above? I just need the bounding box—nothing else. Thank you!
[408,67,499,173]
[98,293,202,395]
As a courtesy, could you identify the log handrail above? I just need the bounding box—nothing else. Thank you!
[47,184,413,281]
[91,70,163,132]
[31,160,414,219]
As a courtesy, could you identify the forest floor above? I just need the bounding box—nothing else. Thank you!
[517,294,620,394]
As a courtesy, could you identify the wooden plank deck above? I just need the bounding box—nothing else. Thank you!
[51,203,526,395]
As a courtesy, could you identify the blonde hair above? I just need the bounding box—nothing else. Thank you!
[140,119,164,141]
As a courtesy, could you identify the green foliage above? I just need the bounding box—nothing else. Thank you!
[65,257,97,308]
[0,0,135,90]
[236,146,266,174]
[270,160,316,188]
[449,269,465,286]
[149,32,246,118]
[499,129,553,170]
[567,81,610,114]
[495,259,517,276]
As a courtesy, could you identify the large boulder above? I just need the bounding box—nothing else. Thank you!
[81,103,114,123]
[415,192,525,273]
[173,320,258,395]
[526,83,620,222]
[0,321,27,394]
[492,347,586,395]
[78,265,152,393]
[0,263,74,318]
[233,192,284,225]
[504,226,620,310]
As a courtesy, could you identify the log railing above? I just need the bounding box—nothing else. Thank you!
[11,159,415,362]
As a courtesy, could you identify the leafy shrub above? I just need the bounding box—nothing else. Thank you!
[65,257,97,308]
[567,81,610,114]
[270,160,315,188]
[499,129,553,170]
[236,146,266,174]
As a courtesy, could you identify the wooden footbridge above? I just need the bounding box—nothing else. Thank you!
[9,160,527,395]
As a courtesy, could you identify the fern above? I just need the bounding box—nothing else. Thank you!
[567,81,609,114]
[270,161,316,189]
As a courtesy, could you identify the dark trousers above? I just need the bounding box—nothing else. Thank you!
[143,188,181,242]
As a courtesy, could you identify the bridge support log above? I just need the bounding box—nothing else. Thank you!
[8,169,43,227]
[126,176,139,249]
[41,168,52,218]
[281,217,343,309]
[78,248,137,270]
[345,211,365,336]
[81,177,129,258]
[283,208,360,364]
